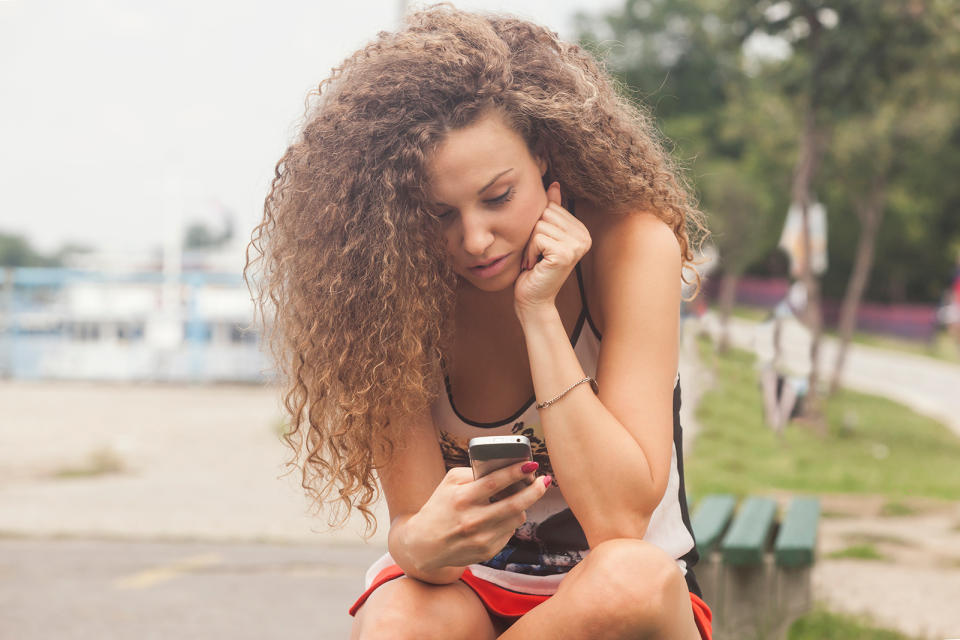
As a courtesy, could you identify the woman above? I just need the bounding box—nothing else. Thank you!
[246,6,711,638]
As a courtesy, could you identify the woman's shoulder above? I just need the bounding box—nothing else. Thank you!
[576,200,681,330]
[577,199,679,257]
[575,201,682,336]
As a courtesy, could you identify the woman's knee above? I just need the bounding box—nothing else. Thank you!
[573,539,688,625]
[351,577,496,640]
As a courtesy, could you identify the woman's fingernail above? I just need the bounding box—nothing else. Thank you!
[521,461,539,473]
[542,475,552,487]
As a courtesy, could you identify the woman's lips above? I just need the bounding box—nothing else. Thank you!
[469,253,510,278]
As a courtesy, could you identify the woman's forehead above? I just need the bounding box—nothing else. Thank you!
[427,113,533,197]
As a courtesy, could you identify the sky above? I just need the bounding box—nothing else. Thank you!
[0,0,622,258]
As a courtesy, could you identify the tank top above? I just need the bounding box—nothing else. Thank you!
[363,264,703,598]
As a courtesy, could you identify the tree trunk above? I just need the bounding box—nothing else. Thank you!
[829,177,886,395]
[717,271,740,353]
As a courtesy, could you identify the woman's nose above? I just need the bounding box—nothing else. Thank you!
[459,210,495,256]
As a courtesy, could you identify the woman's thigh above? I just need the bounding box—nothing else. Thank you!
[350,576,502,640]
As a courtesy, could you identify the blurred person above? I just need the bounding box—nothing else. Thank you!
[949,254,960,347]
[755,282,811,433]
[246,7,711,639]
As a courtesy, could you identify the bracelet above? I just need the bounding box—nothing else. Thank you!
[535,376,599,410]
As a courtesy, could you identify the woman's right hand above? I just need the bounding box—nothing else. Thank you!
[403,462,551,572]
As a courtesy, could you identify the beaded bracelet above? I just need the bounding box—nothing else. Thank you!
[535,376,599,410]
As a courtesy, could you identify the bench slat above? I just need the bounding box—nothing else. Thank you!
[691,494,736,557]
[774,497,820,567]
[720,497,777,566]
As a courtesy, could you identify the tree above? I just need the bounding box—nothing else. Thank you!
[184,214,234,250]
[826,7,960,392]
[0,233,60,267]
[576,0,790,347]
[722,0,956,424]
[576,1,960,409]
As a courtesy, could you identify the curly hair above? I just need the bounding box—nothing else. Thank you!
[244,4,707,535]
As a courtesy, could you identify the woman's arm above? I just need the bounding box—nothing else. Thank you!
[516,211,681,547]
[378,409,465,584]
[378,407,550,583]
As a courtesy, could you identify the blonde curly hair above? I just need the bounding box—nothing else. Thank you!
[244,4,706,535]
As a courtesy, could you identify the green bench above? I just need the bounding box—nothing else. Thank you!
[691,495,820,640]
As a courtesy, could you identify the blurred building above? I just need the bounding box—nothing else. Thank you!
[0,247,272,382]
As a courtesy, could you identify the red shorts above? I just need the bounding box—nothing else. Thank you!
[350,564,713,639]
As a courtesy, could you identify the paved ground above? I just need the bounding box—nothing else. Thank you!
[2,320,959,638]
[0,538,383,640]
[0,381,386,639]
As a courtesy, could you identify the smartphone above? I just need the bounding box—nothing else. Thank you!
[468,435,534,502]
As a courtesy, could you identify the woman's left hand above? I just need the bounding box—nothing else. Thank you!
[514,182,592,314]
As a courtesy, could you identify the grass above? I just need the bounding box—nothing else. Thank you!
[272,417,292,441]
[827,544,886,561]
[53,447,125,479]
[788,609,917,639]
[879,500,915,517]
[820,509,853,519]
[842,532,911,547]
[730,305,771,322]
[685,337,960,501]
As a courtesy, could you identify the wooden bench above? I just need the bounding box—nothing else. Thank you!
[691,494,820,640]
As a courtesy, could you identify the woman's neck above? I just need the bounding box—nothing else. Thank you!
[455,278,518,317]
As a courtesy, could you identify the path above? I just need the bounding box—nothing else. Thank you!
[702,312,960,436]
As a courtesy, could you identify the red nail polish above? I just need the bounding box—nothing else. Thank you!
[521,461,539,474]
[542,475,552,487]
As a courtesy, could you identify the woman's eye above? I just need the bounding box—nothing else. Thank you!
[487,187,514,206]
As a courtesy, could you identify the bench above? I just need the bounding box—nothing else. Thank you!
[691,494,820,640]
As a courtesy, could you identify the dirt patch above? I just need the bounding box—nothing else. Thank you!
[814,497,960,638]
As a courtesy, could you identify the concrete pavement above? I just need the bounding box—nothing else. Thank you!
[1,538,384,640]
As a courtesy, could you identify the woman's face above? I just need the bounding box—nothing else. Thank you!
[426,111,548,293]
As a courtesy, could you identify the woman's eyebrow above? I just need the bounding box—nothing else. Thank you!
[434,168,515,207]
[476,168,513,194]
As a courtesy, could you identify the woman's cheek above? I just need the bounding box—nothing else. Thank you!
[516,192,545,229]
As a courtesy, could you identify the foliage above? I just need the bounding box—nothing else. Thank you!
[576,0,960,304]
[578,0,787,279]
[184,217,234,250]
[685,338,960,500]
[0,233,61,267]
